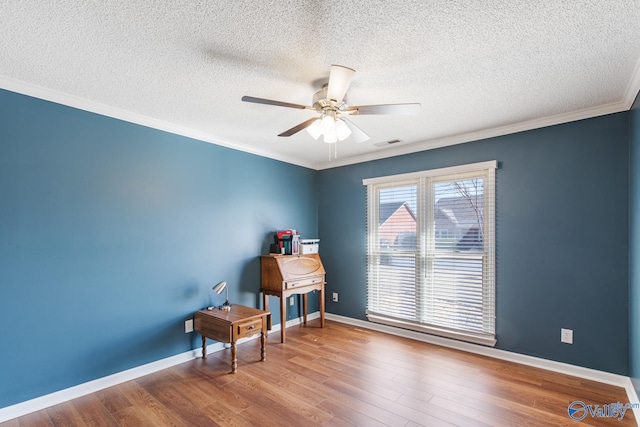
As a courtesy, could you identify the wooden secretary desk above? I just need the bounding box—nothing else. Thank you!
[260,253,326,343]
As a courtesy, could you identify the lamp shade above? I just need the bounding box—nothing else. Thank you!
[321,114,335,132]
[213,281,227,294]
[306,119,322,140]
[335,119,352,141]
[323,131,338,144]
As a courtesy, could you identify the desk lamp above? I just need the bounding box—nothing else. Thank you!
[213,281,231,311]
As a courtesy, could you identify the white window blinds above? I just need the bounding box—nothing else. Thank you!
[364,161,496,346]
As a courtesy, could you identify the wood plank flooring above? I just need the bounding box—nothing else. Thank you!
[1,320,636,426]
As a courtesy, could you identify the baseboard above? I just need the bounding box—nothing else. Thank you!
[0,349,200,423]
[4,311,633,424]
[0,313,317,423]
[625,378,640,423]
[325,313,629,386]
[326,312,640,425]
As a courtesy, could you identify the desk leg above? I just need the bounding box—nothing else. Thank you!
[262,293,272,330]
[280,296,286,343]
[261,331,267,361]
[319,286,325,328]
[302,293,308,325]
[201,335,207,359]
[231,342,237,374]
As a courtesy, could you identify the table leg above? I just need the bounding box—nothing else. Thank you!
[231,342,237,374]
[302,293,308,325]
[201,335,207,359]
[319,286,325,328]
[261,331,267,361]
[280,295,286,343]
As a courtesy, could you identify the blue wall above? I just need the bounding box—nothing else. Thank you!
[630,93,640,394]
[319,112,630,374]
[0,83,636,409]
[0,89,317,408]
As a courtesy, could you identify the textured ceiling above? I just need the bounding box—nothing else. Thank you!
[1,1,639,169]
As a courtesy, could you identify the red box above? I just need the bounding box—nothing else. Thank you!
[276,230,293,243]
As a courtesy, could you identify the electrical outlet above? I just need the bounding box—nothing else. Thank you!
[333,292,338,302]
[561,328,573,344]
[289,296,295,306]
[185,319,193,333]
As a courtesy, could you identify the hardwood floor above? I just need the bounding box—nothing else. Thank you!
[2,320,636,426]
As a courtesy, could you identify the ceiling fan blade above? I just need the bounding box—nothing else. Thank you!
[348,103,421,115]
[342,118,370,143]
[278,117,319,137]
[326,65,355,104]
[241,96,310,110]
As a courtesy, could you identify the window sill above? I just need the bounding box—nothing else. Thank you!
[366,312,497,347]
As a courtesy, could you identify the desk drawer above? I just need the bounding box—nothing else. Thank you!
[236,318,262,339]
[285,276,324,289]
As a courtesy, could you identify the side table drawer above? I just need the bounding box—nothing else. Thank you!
[237,318,262,339]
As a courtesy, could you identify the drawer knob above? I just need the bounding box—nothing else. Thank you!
[246,325,256,330]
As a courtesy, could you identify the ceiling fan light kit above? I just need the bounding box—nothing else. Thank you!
[241,65,421,146]
[305,110,353,143]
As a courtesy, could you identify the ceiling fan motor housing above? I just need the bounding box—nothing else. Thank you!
[312,85,347,114]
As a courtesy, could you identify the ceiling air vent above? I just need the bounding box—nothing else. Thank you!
[374,139,401,147]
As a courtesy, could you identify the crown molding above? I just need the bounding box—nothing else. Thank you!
[2,73,638,173]
[625,56,640,108]
[315,99,632,170]
[0,76,317,170]
[316,55,640,170]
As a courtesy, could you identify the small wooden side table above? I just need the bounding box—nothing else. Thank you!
[194,305,271,374]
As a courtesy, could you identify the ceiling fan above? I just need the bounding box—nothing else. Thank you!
[241,65,421,144]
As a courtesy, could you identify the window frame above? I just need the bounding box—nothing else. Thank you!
[364,161,497,347]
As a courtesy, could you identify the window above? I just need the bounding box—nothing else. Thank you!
[364,161,497,346]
